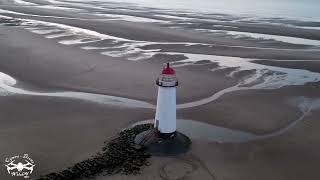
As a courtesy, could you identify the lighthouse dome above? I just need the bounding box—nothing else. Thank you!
[162,63,175,75]
[156,63,178,87]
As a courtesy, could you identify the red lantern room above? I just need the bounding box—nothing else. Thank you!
[156,63,178,87]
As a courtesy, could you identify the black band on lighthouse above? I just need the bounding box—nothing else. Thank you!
[156,78,178,87]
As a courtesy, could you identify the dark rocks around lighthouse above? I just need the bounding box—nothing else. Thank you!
[135,129,192,156]
[38,124,153,180]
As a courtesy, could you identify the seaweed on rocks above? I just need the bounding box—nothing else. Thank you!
[38,124,153,180]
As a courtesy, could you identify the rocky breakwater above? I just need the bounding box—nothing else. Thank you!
[38,124,153,180]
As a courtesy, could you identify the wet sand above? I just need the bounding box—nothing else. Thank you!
[0,95,154,180]
[94,109,320,180]
[0,26,237,103]
[178,82,320,134]
[1,0,320,179]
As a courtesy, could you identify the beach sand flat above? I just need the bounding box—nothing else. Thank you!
[1,1,320,179]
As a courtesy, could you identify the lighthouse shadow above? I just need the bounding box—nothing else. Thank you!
[134,128,192,156]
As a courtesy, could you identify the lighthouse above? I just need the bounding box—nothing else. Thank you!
[134,62,190,156]
[154,63,178,136]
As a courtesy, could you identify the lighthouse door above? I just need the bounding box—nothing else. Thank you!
[155,119,159,129]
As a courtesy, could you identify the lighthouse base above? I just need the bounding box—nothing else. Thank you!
[134,129,191,156]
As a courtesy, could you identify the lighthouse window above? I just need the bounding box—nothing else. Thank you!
[161,77,174,82]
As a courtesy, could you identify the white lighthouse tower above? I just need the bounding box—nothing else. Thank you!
[155,63,178,136]
[134,63,190,156]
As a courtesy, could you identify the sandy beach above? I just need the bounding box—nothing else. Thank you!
[1,0,320,179]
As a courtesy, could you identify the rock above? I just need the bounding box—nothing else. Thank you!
[37,124,153,180]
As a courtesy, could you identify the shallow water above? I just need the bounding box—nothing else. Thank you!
[132,119,257,142]
[196,29,320,46]
[132,96,320,142]
[67,0,320,21]
[2,69,320,143]
[92,13,169,23]
[1,0,320,143]
[0,72,155,109]
[1,14,320,109]
[12,0,36,5]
